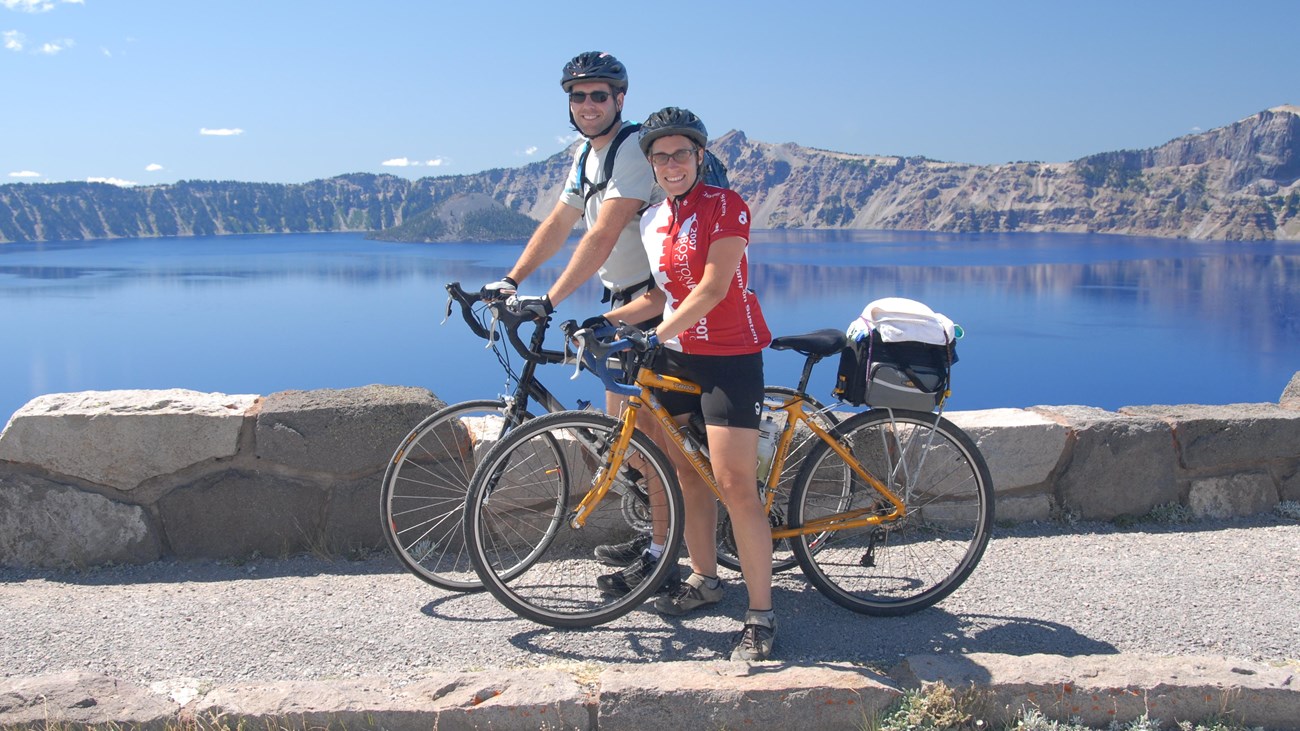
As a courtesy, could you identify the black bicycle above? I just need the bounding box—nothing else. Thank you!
[381,282,839,590]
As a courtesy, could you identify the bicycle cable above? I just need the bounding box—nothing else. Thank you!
[476,302,524,396]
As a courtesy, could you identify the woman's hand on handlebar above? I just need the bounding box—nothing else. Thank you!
[623,325,660,354]
[563,319,658,354]
[581,314,612,331]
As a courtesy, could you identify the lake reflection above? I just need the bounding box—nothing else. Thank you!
[2,231,1297,423]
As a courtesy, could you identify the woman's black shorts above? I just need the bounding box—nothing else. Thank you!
[653,349,764,431]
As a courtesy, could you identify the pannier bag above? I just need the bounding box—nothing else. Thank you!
[833,297,960,411]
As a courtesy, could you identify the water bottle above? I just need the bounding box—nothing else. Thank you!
[687,412,710,460]
[755,416,778,482]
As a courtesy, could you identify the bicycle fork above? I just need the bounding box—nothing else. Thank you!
[568,408,641,529]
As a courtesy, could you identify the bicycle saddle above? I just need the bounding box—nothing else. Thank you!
[769,328,848,357]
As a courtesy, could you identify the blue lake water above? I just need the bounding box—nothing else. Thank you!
[2,230,1298,424]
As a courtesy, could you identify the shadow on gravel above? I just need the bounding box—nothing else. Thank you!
[432,582,1123,666]
[419,593,520,623]
[1000,513,1296,539]
[0,552,406,586]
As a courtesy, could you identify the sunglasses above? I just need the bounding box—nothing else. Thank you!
[649,148,697,167]
[568,90,614,104]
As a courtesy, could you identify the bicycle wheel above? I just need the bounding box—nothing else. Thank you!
[789,408,993,615]
[381,399,544,591]
[465,410,684,628]
[716,387,841,574]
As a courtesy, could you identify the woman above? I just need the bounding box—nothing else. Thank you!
[593,107,776,662]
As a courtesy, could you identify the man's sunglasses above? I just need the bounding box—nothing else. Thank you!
[568,90,614,104]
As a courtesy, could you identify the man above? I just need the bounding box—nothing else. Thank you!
[479,51,671,582]
[481,51,658,320]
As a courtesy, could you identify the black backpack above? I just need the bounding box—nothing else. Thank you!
[572,123,730,208]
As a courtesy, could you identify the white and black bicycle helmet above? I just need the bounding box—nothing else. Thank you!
[638,106,709,156]
[561,51,628,93]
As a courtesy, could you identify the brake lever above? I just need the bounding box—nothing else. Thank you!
[487,304,501,350]
[441,291,454,326]
[570,331,588,380]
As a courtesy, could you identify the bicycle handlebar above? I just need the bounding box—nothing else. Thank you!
[559,319,656,397]
[444,282,569,365]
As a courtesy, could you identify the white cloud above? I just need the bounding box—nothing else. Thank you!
[87,176,138,187]
[2,0,82,12]
[556,132,581,146]
[382,157,446,168]
[145,163,163,172]
[36,37,71,54]
[3,28,75,55]
[199,127,244,136]
[524,146,539,156]
[8,170,40,178]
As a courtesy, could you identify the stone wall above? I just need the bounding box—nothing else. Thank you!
[2,374,1298,569]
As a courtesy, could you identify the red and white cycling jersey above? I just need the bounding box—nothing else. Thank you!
[639,183,771,355]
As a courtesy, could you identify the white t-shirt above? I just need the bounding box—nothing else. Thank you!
[560,122,662,291]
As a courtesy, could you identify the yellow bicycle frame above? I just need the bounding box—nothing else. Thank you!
[569,367,909,538]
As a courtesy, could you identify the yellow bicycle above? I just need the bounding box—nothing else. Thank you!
[463,322,993,628]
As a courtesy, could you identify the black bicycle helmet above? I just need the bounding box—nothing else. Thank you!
[638,107,709,156]
[561,51,628,92]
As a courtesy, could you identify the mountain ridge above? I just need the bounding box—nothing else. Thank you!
[1,106,1296,244]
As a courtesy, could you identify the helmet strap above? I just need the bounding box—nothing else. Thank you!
[570,109,622,140]
[654,146,704,200]
[568,90,624,140]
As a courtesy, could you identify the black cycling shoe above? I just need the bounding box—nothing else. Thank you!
[594,533,651,567]
[595,551,681,597]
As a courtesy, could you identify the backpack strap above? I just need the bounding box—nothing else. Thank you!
[581,123,642,206]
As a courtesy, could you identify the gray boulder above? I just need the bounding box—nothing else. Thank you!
[0,389,255,491]
[1033,405,1179,521]
[254,385,440,475]
[0,472,160,568]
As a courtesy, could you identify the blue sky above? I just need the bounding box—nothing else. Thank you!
[3,0,1297,186]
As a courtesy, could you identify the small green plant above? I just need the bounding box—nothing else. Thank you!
[1050,502,1081,527]
[873,682,988,730]
[1274,500,1300,521]
[858,684,1266,731]
[1115,502,1196,528]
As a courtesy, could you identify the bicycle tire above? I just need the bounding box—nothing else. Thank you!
[381,399,552,591]
[716,386,841,574]
[788,408,994,616]
[465,410,685,628]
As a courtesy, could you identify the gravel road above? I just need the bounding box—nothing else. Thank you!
[2,515,1297,686]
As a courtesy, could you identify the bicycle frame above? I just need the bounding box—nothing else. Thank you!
[443,285,652,519]
[440,282,574,421]
[564,326,909,539]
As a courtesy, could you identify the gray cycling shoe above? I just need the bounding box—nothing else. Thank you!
[730,611,777,662]
[594,533,650,566]
[596,551,681,597]
[654,572,723,616]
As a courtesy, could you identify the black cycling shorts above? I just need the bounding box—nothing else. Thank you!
[653,350,764,431]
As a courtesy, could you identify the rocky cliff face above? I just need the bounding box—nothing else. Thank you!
[1,106,1296,244]
[708,105,1299,240]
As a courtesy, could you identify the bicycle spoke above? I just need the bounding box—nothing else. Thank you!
[381,401,521,592]
[716,387,841,575]
[790,409,993,616]
[466,411,683,628]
